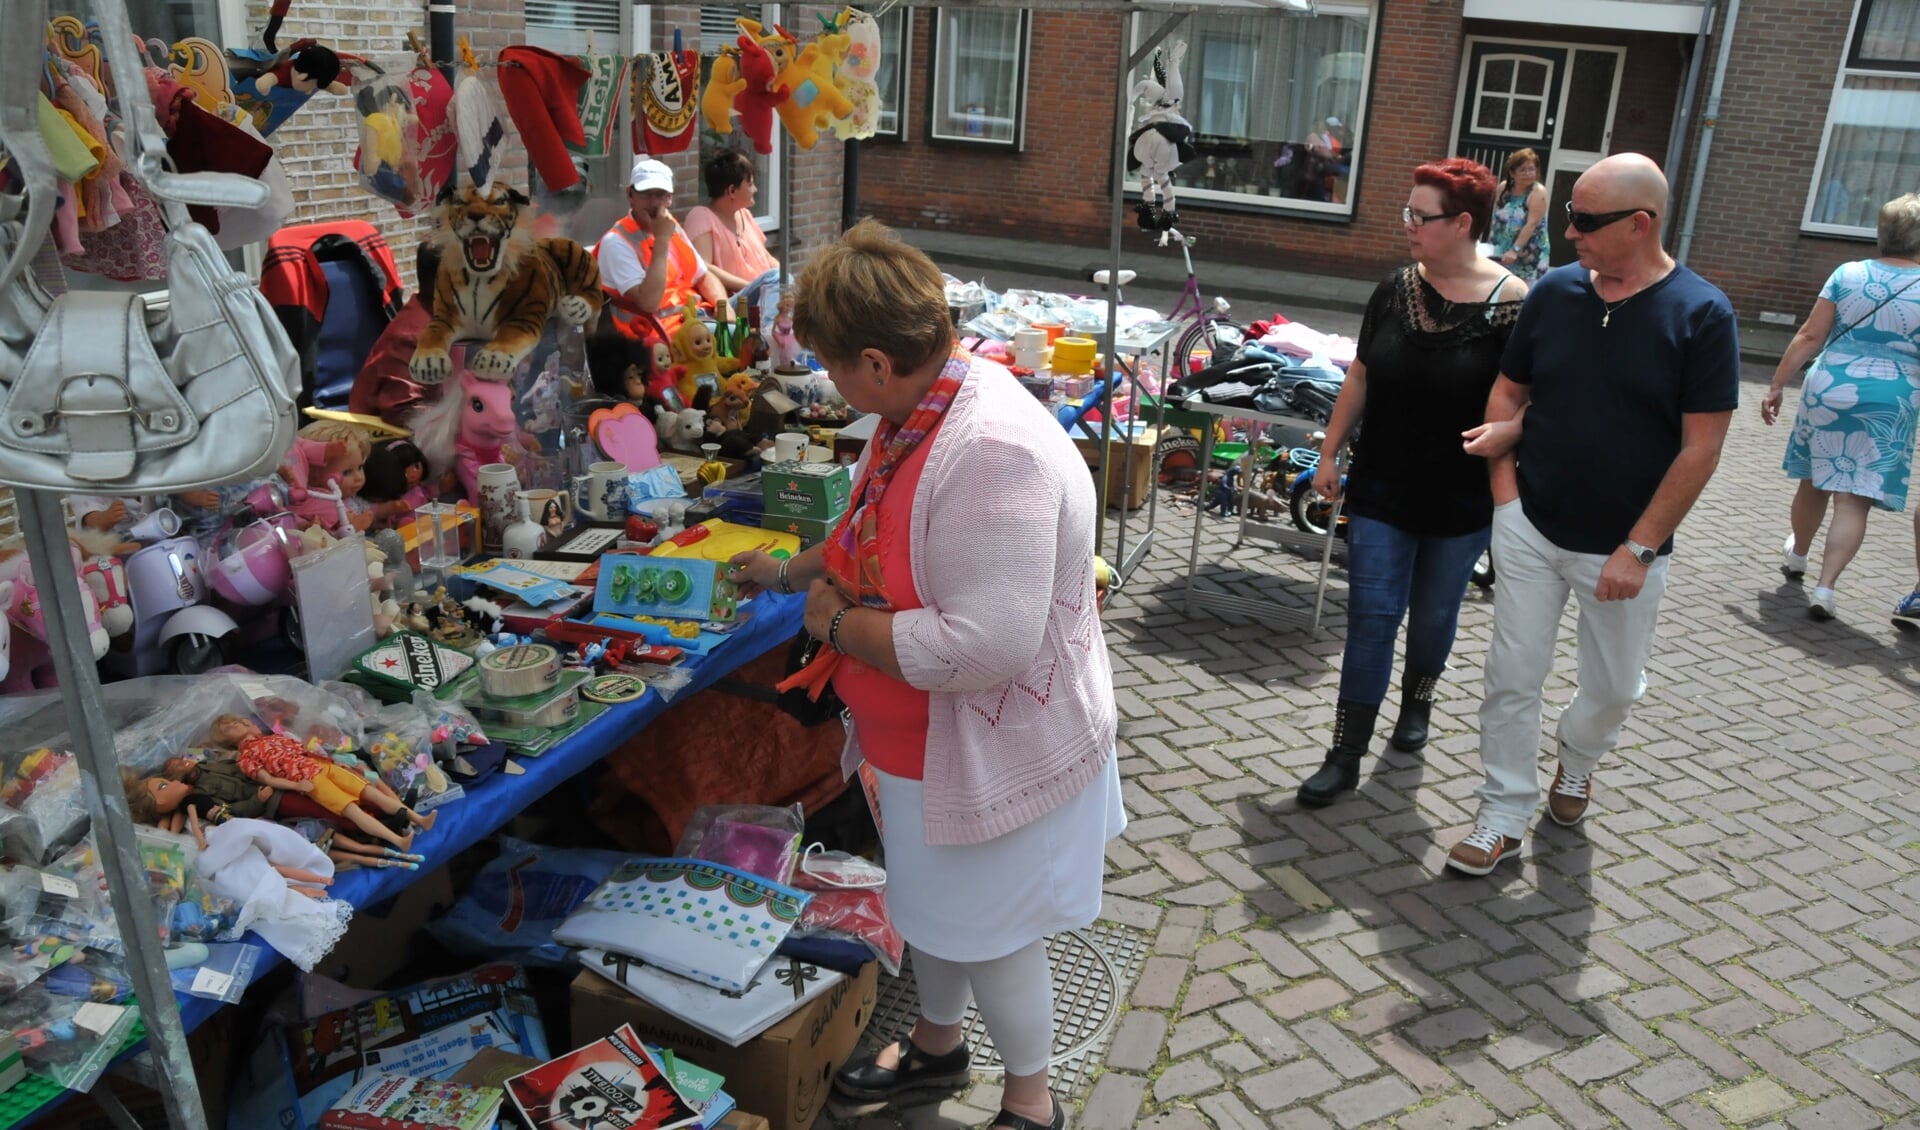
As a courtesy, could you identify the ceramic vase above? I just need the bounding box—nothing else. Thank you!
[476,462,521,554]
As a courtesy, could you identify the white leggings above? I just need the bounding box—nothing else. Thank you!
[912,939,1055,1077]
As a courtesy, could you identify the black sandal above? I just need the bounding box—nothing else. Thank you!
[833,1035,973,1101]
[991,1090,1068,1130]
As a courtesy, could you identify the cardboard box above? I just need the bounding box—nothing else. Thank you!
[312,863,456,988]
[571,963,878,1130]
[759,512,837,549]
[1075,425,1160,510]
[760,461,852,520]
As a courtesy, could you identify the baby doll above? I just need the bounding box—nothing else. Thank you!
[209,714,436,851]
[288,421,376,534]
[361,439,452,525]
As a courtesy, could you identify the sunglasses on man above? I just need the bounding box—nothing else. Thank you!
[1565,202,1657,233]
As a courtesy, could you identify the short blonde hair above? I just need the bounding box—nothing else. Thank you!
[296,420,372,466]
[1879,193,1920,259]
[791,219,953,374]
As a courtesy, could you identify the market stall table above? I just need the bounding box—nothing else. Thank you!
[9,590,806,1130]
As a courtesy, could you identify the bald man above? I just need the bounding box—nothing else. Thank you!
[1448,154,1739,876]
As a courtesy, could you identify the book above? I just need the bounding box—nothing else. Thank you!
[319,1075,503,1130]
[506,1024,702,1130]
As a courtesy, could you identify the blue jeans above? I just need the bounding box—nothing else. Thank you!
[1338,514,1491,705]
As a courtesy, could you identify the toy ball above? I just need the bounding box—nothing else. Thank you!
[211,518,296,606]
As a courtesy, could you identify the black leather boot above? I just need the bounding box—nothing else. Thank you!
[1296,700,1377,807]
[1388,672,1442,753]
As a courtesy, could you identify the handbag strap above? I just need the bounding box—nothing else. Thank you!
[1819,271,1920,359]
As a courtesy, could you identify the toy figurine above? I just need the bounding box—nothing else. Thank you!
[362,438,451,524]
[208,715,436,851]
[669,299,742,405]
[1127,40,1196,242]
[122,761,280,834]
[708,371,760,434]
[405,370,535,505]
[289,421,376,534]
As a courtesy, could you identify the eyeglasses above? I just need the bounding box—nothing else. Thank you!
[1402,206,1461,227]
[1565,202,1657,233]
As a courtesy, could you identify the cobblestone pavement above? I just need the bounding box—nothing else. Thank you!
[828,355,1920,1130]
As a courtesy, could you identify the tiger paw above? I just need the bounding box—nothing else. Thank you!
[557,295,593,325]
[470,349,519,380]
[409,350,452,384]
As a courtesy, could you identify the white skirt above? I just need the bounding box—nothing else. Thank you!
[870,751,1126,963]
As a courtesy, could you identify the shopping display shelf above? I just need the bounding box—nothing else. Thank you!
[7,591,805,1130]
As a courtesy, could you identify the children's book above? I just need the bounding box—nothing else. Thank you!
[505,1024,701,1130]
[319,1074,503,1130]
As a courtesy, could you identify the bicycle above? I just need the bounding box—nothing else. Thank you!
[1091,226,1245,379]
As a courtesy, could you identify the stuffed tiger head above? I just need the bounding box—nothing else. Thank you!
[433,183,534,276]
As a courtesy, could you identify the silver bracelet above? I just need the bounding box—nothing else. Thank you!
[778,558,793,594]
[829,607,852,651]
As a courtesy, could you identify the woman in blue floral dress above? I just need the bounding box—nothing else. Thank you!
[1761,193,1920,623]
[1487,149,1549,281]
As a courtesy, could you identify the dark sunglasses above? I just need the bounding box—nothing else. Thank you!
[1565,202,1656,233]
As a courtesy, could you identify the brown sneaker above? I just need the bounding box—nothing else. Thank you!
[1445,827,1523,875]
[1547,766,1592,827]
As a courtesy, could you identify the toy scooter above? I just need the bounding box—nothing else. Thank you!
[99,509,243,677]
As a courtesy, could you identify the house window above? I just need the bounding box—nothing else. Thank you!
[928,9,1029,147]
[1805,0,1920,236]
[875,7,911,139]
[1127,3,1379,216]
[1472,54,1552,137]
[698,4,781,229]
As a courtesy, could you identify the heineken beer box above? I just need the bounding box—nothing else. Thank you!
[349,632,477,701]
[761,461,851,520]
[760,512,837,550]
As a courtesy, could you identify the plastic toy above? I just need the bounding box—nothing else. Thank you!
[669,299,743,405]
[0,543,111,694]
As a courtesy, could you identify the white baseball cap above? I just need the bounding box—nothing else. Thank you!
[629,157,673,193]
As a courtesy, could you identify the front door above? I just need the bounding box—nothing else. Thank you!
[1453,38,1627,268]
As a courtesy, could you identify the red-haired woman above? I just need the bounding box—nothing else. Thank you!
[1295,158,1528,807]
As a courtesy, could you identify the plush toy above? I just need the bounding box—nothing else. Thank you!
[730,34,788,156]
[709,371,760,434]
[224,39,353,136]
[1127,40,1196,243]
[761,26,851,150]
[701,49,747,140]
[830,7,883,141]
[408,183,605,384]
[669,298,743,405]
[653,405,707,453]
[405,369,535,504]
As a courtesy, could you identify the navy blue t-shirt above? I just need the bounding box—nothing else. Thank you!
[1501,263,1740,555]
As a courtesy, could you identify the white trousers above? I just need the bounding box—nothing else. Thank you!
[1476,501,1669,840]
[912,940,1056,1077]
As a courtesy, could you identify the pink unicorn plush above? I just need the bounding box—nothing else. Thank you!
[405,368,537,504]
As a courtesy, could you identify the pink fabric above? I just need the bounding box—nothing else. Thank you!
[1256,321,1357,368]
[831,415,939,780]
[839,356,1116,846]
[681,205,775,284]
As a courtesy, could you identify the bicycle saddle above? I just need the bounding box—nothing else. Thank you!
[1089,268,1137,289]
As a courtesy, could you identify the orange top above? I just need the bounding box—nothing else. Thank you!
[830,418,943,780]
[597,215,703,339]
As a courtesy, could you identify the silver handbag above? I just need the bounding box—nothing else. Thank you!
[0,0,301,493]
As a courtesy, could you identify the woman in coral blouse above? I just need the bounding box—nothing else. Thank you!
[681,149,779,304]
[729,221,1120,1130]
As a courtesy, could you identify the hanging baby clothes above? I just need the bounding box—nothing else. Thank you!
[634,40,698,155]
[36,95,99,183]
[165,99,275,233]
[213,117,294,250]
[454,66,506,191]
[496,45,592,191]
[64,174,168,281]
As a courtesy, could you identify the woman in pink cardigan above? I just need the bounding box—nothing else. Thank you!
[730,221,1121,1130]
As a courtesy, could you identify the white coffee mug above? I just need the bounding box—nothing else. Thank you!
[586,460,627,521]
[773,432,809,463]
[476,463,521,554]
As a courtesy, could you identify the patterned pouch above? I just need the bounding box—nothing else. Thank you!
[553,856,811,992]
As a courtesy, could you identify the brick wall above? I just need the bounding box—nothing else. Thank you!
[1671,0,1864,321]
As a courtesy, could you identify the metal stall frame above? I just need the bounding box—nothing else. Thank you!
[6,3,1315,1127]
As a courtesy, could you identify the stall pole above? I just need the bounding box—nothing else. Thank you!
[15,490,210,1130]
[1095,11,1185,557]
[842,138,861,233]
[428,0,456,84]
[779,129,794,285]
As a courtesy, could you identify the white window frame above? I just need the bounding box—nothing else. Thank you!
[1123,1,1381,219]
[874,7,912,141]
[1470,53,1554,139]
[927,8,1030,149]
[1801,0,1920,238]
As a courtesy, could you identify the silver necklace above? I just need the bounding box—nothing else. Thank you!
[1596,264,1675,328]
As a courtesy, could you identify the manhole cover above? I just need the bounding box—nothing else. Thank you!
[860,922,1149,1100]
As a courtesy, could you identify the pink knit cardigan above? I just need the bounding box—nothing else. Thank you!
[840,355,1116,846]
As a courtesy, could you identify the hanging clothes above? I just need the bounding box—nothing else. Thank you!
[570,51,629,159]
[36,94,99,183]
[455,67,506,191]
[165,99,274,233]
[496,45,592,192]
[634,45,698,155]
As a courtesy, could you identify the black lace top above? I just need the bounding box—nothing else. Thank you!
[1343,266,1525,537]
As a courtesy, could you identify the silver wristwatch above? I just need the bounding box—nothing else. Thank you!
[1623,538,1657,566]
